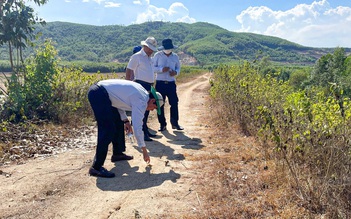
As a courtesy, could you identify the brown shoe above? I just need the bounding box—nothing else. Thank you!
[111,153,134,162]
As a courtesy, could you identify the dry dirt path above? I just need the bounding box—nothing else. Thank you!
[0,73,212,219]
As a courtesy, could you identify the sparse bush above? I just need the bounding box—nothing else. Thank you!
[50,66,110,125]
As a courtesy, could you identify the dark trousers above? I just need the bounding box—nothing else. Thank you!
[134,80,152,132]
[88,84,125,170]
[155,81,179,126]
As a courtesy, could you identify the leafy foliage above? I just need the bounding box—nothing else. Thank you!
[24,39,59,118]
[308,48,351,96]
[50,66,110,124]
[0,0,47,71]
[3,39,111,124]
[210,62,351,217]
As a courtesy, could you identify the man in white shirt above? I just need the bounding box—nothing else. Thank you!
[126,37,158,141]
[153,39,184,131]
[124,45,142,81]
[87,79,164,178]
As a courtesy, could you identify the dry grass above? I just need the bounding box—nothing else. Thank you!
[188,100,310,218]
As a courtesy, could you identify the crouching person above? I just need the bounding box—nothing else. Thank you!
[87,79,163,178]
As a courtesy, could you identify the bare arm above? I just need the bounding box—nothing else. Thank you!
[141,147,150,163]
[126,68,134,81]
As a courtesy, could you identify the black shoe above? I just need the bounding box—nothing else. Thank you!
[111,153,134,162]
[172,125,184,130]
[89,167,115,178]
[144,134,153,141]
[147,131,157,137]
[158,125,167,131]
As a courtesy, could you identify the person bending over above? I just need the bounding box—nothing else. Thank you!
[87,79,163,178]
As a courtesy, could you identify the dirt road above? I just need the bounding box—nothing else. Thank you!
[0,73,212,219]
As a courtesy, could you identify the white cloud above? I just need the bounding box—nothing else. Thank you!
[135,2,196,24]
[133,0,149,5]
[133,0,142,5]
[81,0,106,4]
[105,2,121,8]
[236,0,351,47]
[93,0,105,4]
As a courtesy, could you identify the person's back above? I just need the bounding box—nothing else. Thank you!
[87,78,163,177]
[97,79,148,112]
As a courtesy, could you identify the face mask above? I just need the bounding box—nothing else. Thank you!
[164,49,172,54]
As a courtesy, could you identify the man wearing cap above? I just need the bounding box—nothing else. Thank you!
[87,79,164,178]
[153,39,184,131]
[126,37,158,141]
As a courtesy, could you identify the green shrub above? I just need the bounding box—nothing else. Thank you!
[210,63,351,217]
[0,60,12,72]
[2,39,112,124]
[50,66,110,124]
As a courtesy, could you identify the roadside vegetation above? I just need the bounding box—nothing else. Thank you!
[206,48,351,218]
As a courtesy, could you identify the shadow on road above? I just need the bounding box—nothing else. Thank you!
[162,130,205,150]
[96,162,180,191]
[96,128,202,191]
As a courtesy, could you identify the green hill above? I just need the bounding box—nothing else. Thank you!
[0,21,345,66]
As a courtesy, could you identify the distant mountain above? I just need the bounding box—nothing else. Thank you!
[1,21,347,66]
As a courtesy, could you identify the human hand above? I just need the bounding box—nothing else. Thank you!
[124,122,133,135]
[162,67,170,72]
[169,70,177,76]
[141,147,150,163]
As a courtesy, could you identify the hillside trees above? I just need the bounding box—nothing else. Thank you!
[310,47,349,95]
[0,21,332,67]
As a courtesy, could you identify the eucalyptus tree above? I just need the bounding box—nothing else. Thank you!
[0,0,48,122]
[0,0,47,95]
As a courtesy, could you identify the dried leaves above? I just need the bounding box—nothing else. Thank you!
[0,121,96,165]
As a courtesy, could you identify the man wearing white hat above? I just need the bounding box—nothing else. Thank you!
[126,37,159,141]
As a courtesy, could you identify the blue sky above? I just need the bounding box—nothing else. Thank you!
[31,0,351,48]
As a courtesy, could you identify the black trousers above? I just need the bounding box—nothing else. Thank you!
[134,80,152,132]
[88,84,125,170]
[155,81,179,126]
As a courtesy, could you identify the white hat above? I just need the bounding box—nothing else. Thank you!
[141,37,158,51]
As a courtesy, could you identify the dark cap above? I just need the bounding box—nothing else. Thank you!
[133,46,142,54]
[158,39,178,50]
